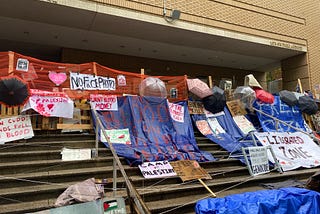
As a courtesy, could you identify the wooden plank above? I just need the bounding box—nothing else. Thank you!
[1,105,6,116]
[42,117,50,130]
[13,107,19,115]
[57,124,93,130]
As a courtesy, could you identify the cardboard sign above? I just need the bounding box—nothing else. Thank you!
[100,128,131,144]
[168,102,184,122]
[0,115,34,144]
[90,94,118,111]
[254,132,320,171]
[138,161,177,179]
[22,89,74,118]
[188,101,204,114]
[233,115,256,135]
[70,72,116,90]
[170,160,211,182]
[248,146,270,176]
[226,100,247,117]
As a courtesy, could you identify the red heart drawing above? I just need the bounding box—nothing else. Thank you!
[48,71,67,86]
[47,104,54,110]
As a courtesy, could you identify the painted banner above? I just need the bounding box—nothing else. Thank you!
[168,101,184,122]
[233,115,256,135]
[138,161,177,179]
[0,115,34,144]
[254,132,320,171]
[100,128,131,145]
[248,146,270,176]
[170,160,212,182]
[22,89,74,118]
[90,94,118,111]
[70,72,116,90]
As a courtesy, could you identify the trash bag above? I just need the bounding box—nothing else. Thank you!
[139,77,167,98]
[279,90,298,106]
[298,95,318,115]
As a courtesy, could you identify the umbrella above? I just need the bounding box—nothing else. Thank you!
[233,86,256,109]
[298,95,318,115]
[187,78,213,99]
[202,88,226,114]
[279,90,298,106]
[0,75,30,106]
[139,77,167,98]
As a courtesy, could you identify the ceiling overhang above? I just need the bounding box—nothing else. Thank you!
[0,0,307,72]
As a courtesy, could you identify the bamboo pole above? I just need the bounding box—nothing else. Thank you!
[198,179,216,197]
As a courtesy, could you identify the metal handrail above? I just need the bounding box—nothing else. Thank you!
[92,108,151,214]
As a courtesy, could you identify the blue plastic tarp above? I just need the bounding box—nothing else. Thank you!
[253,96,306,132]
[195,187,320,214]
[91,96,215,165]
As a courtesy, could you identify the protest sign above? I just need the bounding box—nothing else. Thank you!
[61,148,92,161]
[22,89,74,118]
[168,102,184,122]
[170,160,211,182]
[248,146,270,176]
[195,120,213,135]
[0,115,34,144]
[70,72,116,90]
[138,161,177,179]
[100,128,131,145]
[207,117,225,135]
[254,132,320,171]
[188,101,204,114]
[233,115,256,135]
[90,94,118,111]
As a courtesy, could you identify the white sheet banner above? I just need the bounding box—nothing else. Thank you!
[90,94,118,111]
[22,89,74,118]
[139,161,177,179]
[248,146,270,176]
[0,115,34,144]
[233,115,256,135]
[168,102,184,123]
[207,117,225,135]
[100,128,131,144]
[70,72,116,90]
[254,132,320,171]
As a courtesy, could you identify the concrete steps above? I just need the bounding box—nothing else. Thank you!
[0,132,318,214]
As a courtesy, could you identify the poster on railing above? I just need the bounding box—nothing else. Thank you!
[100,128,131,145]
[248,146,270,176]
[139,161,176,179]
[22,89,74,118]
[168,102,184,122]
[90,94,118,111]
[254,132,320,171]
[70,72,116,90]
[0,115,34,144]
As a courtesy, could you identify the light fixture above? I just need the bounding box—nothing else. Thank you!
[163,0,181,23]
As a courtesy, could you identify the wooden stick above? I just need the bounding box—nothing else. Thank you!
[198,179,216,197]
[208,76,213,88]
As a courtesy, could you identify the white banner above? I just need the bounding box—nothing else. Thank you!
[0,115,34,144]
[100,128,131,144]
[207,117,225,135]
[168,102,184,123]
[254,132,320,171]
[139,161,177,179]
[22,90,74,118]
[70,72,116,90]
[248,146,270,176]
[90,94,118,111]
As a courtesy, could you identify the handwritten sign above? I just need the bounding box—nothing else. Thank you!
[168,102,184,122]
[248,146,269,176]
[0,115,34,144]
[170,160,211,182]
[61,148,92,161]
[100,128,131,145]
[207,117,225,135]
[22,89,74,118]
[226,100,247,117]
[233,115,255,135]
[254,132,320,171]
[70,72,116,90]
[90,94,118,111]
[188,101,204,114]
[195,120,213,135]
[138,161,177,179]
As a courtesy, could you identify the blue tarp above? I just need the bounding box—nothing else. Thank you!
[253,96,306,132]
[195,187,320,214]
[192,107,255,161]
[91,96,215,165]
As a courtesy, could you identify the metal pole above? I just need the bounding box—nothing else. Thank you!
[113,157,117,197]
[94,119,99,158]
